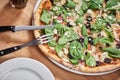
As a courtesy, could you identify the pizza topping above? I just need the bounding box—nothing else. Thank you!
[104,58,111,63]
[85,52,96,67]
[40,10,51,24]
[86,16,93,22]
[66,0,76,8]
[96,61,101,66]
[85,22,91,29]
[88,36,94,45]
[102,48,120,58]
[116,44,120,49]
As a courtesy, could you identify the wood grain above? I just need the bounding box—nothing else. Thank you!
[0,0,120,80]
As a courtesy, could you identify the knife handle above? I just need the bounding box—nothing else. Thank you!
[0,46,21,56]
[0,26,15,32]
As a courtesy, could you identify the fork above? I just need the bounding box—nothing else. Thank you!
[0,34,53,56]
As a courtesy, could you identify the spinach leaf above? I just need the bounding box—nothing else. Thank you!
[91,18,106,32]
[93,37,111,45]
[69,59,79,65]
[44,27,54,35]
[66,0,76,8]
[48,40,57,47]
[89,0,104,10]
[86,56,96,67]
[84,37,88,49]
[102,48,120,55]
[70,41,84,59]
[99,38,111,44]
[58,30,79,44]
[81,25,87,37]
[55,44,66,57]
[104,28,114,42]
[58,36,69,44]
[108,54,120,58]
[75,16,84,25]
[85,53,96,67]
[106,0,119,8]
[55,24,68,36]
[104,15,117,24]
[40,10,51,24]
[81,1,91,11]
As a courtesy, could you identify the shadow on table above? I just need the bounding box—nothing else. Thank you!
[0,3,23,25]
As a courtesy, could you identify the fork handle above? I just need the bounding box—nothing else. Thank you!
[0,46,21,56]
[0,26,15,32]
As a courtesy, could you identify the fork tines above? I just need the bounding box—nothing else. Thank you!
[38,34,53,44]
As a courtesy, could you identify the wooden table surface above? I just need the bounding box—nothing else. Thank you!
[0,0,120,80]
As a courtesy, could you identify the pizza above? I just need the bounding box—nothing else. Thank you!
[34,0,120,73]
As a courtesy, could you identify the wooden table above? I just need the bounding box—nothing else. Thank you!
[0,0,120,80]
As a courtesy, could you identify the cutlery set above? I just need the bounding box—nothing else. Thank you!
[0,25,54,56]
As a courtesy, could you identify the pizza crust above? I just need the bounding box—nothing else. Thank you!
[33,0,120,73]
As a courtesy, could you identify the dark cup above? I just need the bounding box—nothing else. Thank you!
[9,0,28,9]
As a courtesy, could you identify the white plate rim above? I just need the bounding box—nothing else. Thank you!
[0,58,55,80]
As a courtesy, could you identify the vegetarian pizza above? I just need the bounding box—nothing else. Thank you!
[34,0,120,72]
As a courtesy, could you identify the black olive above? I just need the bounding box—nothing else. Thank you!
[86,16,92,22]
[68,53,73,59]
[117,22,120,26]
[67,22,73,27]
[99,47,103,50]
[105,0,109,3]
[106,22,111,28]
[78,38,84,43]
[106,43,111,47]
[50,0,54,4]
[116,44,120,49]
[104,58,111,63]
[85,22,91,28]
[96,61,101,66]
[85,52,88,55]
[97,33,102,37]
[88,37,94,45]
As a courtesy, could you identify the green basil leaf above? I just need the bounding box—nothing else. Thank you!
[81,25,87,37]
[40,10,51,24]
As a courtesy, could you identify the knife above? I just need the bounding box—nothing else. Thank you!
[0,25,54,32]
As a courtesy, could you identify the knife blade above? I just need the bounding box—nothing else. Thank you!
[0,25,54,32]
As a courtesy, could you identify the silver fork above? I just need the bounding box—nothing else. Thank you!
[0,34,53,56]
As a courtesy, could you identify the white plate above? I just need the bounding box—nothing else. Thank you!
[0,58,55,80]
